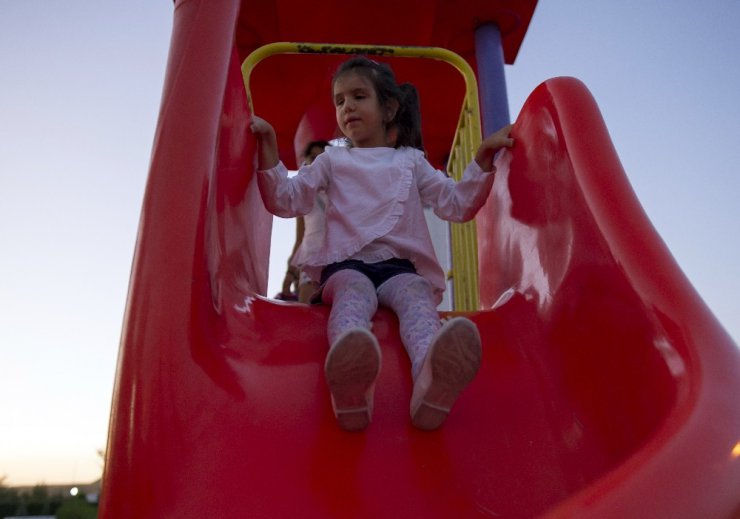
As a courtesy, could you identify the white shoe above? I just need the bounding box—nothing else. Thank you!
[324,328,381,431]
[410,317,481,430]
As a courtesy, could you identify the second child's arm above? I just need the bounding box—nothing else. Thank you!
[249,115,279,170]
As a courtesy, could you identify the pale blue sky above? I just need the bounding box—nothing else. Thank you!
[1,1,738,486]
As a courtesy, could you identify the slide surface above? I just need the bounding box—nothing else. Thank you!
[100,3,740,517]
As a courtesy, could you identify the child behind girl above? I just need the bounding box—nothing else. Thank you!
[279,139,331,303]
[250,56,513,431]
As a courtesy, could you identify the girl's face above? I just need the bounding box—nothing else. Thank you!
[333,72,390,148]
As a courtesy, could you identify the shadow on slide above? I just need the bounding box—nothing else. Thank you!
[99,35,740,519]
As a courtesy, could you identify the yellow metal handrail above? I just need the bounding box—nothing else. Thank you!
[242,42,482,310]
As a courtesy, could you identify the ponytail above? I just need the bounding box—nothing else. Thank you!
[393,83,423,150]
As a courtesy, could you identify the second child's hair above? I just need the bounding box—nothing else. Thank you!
[333,56,424,150]
[303,139,331,158]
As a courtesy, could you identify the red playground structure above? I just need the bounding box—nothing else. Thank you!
[100,1,740,517]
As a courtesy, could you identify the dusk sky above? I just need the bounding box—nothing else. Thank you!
[1,1,738,486]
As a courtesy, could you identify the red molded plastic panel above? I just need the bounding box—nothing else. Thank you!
[100,2,740,517]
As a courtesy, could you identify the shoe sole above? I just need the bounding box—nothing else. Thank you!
[325,328,381,431]
[411,318,481,430]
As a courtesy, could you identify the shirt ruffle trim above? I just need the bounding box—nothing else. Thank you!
[304,148,416,268]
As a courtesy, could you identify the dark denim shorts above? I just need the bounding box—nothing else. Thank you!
[313,258,417,303]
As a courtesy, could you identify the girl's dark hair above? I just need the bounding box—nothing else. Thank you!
[332,56,424,150]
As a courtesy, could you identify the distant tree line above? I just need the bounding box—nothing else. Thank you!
[0,476,97,519]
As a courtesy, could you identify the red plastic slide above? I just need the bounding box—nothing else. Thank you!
[100,2,740,517]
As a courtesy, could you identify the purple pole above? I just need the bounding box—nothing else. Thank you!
[474,23,510,135]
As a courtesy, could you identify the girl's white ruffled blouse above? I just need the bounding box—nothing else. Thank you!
[257,145,495,303]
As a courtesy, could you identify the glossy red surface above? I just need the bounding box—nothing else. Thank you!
[100,1,740,517]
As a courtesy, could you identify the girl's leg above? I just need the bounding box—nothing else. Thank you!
[322,269,381,431]
[377,273,481,430]
[376,273,441,378]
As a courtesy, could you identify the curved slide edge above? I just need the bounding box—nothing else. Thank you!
[477,76,740,518]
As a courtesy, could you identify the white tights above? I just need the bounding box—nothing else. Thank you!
[322,270,441,379]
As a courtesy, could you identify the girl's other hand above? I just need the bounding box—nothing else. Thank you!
[475,123,514,171]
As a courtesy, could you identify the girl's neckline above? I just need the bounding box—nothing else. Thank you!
[345,145,397,150]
